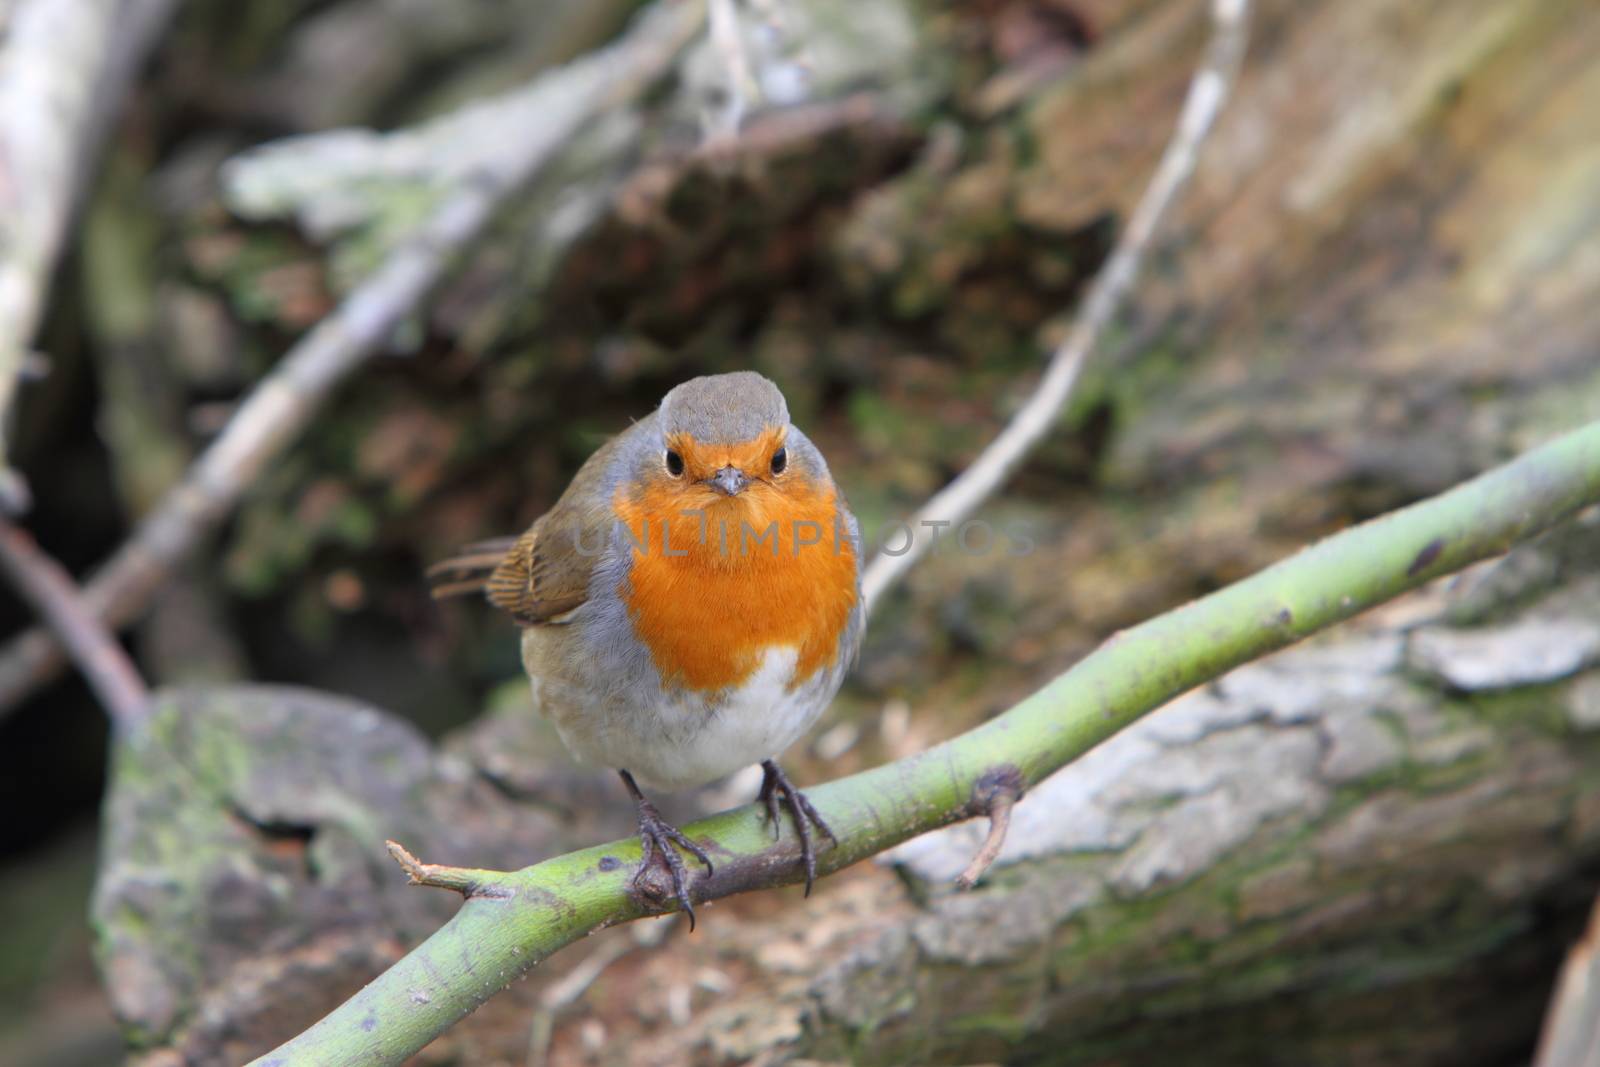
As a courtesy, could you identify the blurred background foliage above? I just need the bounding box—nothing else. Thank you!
[4,0,1600,1062]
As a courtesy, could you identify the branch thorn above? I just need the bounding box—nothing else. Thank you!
[956,766,1024,889]
[387,840,497,898]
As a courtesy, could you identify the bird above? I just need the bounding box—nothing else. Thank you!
[429,371,863,926]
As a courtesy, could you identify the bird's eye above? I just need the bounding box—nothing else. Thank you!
[770,447,787,474]
[665,449,685,477]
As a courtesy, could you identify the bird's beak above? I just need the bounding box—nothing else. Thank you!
[707,466,749,496]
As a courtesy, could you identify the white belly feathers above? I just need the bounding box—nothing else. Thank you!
[533,641,834,793]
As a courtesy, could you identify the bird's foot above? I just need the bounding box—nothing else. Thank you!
[759,759,838,896]
[620,770,713,929]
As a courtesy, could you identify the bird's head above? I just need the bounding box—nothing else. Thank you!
[650,371,808,509]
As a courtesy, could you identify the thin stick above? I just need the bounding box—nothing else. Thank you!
[954,792,1015,889]
[0,0,707,720]
[860,0,1252,615]
[955,765,1024,889]
[0,520,149,732]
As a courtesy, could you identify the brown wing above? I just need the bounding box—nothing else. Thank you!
[486,515,594,623]
[429,514,599,626]
[426,537,520,599]
[427,426,632,625]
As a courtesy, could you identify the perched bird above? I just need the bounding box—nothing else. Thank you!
[430,372,862,924]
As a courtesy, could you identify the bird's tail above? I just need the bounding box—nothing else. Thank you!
[425,537,518,599]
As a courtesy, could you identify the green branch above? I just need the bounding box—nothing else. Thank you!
[250,417,1600,1066]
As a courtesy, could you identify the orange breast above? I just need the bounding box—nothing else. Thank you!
[613,477,857,693]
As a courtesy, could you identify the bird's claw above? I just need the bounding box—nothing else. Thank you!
[759,759,837,897]
[619,769,713,930]
[633,797,713,930]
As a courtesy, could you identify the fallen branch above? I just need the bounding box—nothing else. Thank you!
[860,0,1251,614]
[0,0,122,510]
[0,0,181,512]
[0,519,149,731]
[249,415,1600,1067]
[0,0,707,719]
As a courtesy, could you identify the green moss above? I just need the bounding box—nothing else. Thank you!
[1466,681,1573,736]
[941,1008,1038,1043]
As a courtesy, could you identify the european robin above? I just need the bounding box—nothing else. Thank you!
[430,372,862,924]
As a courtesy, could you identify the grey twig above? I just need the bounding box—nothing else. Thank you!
[0,519,149,731]
[0,0,707,719]
[860,0,1253,614]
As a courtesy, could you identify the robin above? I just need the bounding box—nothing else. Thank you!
[430,372,862,925]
